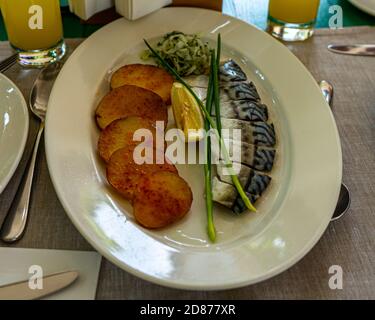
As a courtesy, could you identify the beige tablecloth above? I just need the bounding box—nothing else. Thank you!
[0,27,374,299]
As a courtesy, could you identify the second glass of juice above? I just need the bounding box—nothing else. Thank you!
[1,0,66,67]
[267,0,321,41]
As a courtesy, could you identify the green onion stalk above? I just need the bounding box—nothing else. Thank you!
[204,58,215,242]
[213,34,222,136]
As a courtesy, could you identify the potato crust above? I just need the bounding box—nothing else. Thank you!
[95,84,168,130]
[133,171,193,229]
[110,64,174,104]
[106,145,177,201]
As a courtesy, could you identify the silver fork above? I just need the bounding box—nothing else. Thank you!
[1,62,63,242]
[0,54,17,73]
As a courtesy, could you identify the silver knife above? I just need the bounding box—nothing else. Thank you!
[0,271,78,300]
[328,44,375,56]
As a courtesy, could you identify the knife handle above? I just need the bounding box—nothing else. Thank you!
[319,80,334,105]
[1,122,44,243]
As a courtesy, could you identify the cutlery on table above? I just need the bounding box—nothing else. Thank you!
[328,44,375,56]
[0,62,63,243]
[0,54,17,73]
[0,270,78,300]
[319,80,351,221]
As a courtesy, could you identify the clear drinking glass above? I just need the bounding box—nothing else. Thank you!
[267,0,321,41]
[0,0,66,67]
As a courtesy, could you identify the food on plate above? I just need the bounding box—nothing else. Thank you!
[110,64,174,104]
[133,171,193,228]
[171,82,204,142]
[214,118,276,147]
[141,31,211,77]
[214,139,275,172]
[212,177,259,214]
[106,145,178,201]
[95,84,167,130]
[213,100,269,123]
[216,162,271,189]
[96,34,277,240]
[97,59,193,230]
[186,59,277,213]
[145,34,270,242]
[219,59,248,82]
[214,165,272,213]
[98,116,158,163]
[192,81,262,103]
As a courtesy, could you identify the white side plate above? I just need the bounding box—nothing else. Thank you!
[0,74,29,194]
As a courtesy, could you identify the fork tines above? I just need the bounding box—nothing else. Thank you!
[0,54,18,73]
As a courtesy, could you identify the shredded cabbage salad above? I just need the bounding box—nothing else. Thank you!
[141,31,212,77]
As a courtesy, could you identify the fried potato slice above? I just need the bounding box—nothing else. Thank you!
[110,64,174,104]
[133,171,193,229]
[98,116,160,163]
[95,84,167,130]
[107,145,177,201]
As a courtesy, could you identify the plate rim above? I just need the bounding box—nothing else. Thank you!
[348,0,375,16]
[45,7,342,290]
[0,73,29,195]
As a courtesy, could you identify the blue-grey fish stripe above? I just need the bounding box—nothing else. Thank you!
[231,171,271,214]
[220,60,248,82]
[252,122,276,147]
[212,100,269,122]
[223,82,260,102]
[232,101,269,122]
[246,171,272,195]
[253,148,275,172]
[232,193,259,214]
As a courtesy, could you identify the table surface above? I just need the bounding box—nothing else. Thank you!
[0,0,375,41]
[0,19,375,299]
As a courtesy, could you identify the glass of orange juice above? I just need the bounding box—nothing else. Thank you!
[0,0,66,67]
[267,0,321,41]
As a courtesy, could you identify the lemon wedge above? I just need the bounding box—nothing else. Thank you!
[171,82,205,142]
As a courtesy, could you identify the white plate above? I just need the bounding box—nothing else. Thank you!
[0,74,29,194]
[45,8,342,290]
[349,0,375,16]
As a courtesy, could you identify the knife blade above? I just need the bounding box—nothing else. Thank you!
[328,44,375,56]
[0,271,78,300]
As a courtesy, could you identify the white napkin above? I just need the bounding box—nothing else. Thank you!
[115,0,172,20]
[68,0,114,20]
[0,247,102,300]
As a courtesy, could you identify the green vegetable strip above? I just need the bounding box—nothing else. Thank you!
[204,60,215,242]
[144,39,257,212]
[216,34,221,70]
[212,50,221,136]
[211,33,221,137]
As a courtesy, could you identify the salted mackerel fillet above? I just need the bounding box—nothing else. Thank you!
[212,100,269,123]
[213,117,276,147]
[212,177,259,214]
[191,82,260,103]
[186,59,277,213]
[213,139,275,172]
[185,60,247,87]
[216,163,272,192]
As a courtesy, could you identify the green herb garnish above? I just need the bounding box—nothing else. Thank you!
[141,31,211,76]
